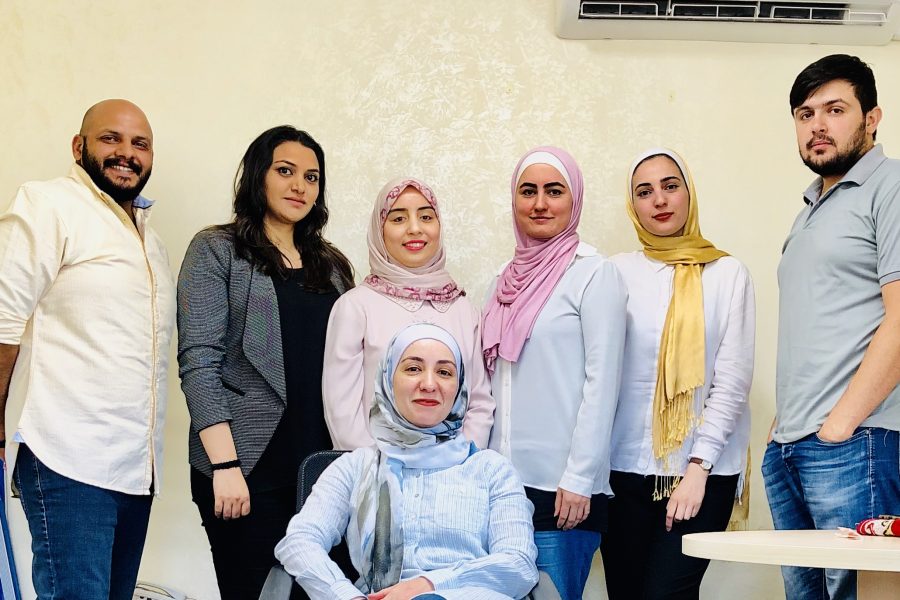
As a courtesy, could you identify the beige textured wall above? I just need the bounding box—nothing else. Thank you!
[2,1,899,598]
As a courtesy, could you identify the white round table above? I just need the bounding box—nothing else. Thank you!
[682,530,900,600]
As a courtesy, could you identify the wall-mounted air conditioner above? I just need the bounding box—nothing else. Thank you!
[555,0,900,44]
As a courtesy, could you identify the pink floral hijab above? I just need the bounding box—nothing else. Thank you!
[363,178,463,302]
[481,147,584,374]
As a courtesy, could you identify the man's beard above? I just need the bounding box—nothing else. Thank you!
[800,121,868,179]
[79,138,152,204]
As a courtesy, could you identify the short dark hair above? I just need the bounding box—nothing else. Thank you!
[217,125,353,290]
[789,54,878,115]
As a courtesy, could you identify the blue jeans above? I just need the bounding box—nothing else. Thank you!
[533,530,600,600]
[13,444,153,600]
[762,428,900,600]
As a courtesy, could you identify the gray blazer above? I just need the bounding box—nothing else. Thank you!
[177,228,349,478]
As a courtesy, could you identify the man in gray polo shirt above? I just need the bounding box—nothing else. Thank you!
[763,54,900,600]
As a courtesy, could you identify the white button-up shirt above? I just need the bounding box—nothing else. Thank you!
[487,243,627,497]
[0,165,176,495]
[608,251,754,478]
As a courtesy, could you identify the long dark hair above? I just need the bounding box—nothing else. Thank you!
[220,126,354,290]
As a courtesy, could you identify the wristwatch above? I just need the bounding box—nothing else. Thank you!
[689,457,713,472]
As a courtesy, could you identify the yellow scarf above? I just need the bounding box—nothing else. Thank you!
[625,149,728,495]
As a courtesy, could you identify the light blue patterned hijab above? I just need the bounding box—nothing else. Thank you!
[352,323,474,593]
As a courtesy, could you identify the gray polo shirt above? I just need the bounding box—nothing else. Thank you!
[775,144,900,443]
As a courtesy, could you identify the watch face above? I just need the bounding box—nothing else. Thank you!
[691,457,712,471]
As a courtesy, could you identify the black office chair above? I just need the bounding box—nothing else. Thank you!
[259,451,560,600]
[259,451,350,600]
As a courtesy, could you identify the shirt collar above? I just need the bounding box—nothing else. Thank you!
[803,144,886,206]
[495,240,596,276]
[69,163,155,209]
[645,254,671,273]
[574,241,597,258]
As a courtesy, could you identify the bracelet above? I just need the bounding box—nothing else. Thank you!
[0,439,5,448]
[211,459,241,471]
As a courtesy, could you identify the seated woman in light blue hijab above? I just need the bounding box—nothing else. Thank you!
[275,323,538,600]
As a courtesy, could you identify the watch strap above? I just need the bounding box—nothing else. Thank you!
[689,457,713,471]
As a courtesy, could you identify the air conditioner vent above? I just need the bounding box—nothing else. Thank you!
[557,0,900,43]
[579,0,890,23]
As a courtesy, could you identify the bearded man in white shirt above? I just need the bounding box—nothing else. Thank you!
[0,99,176,600]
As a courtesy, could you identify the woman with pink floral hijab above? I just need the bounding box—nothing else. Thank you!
[323,177,494,451]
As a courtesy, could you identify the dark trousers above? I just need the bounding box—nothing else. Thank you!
[600,470,739,600]
[14,443,152,600]
[191,468,308,600]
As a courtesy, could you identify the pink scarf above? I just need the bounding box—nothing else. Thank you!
[481,147,584,374]
[363,177,463,302]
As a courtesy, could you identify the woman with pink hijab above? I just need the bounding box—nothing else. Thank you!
[323,178,494,450]
[482,147,627,600]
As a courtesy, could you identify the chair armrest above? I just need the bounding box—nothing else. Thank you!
[527,571,562,600]
[258,565,294,600]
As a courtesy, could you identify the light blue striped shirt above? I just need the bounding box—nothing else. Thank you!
[275,447,539,600]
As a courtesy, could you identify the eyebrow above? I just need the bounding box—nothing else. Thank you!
[634,175,680,188]
[272,160,319,172]
[386,205,434,215]
[794,98,848,114]
[97,129,152,143]
[519,181,566,189]
[400,356,456,366]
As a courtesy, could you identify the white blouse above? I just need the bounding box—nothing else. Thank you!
[608,251,755,477]
[487,243,627,498]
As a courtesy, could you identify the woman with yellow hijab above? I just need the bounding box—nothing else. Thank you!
[599,148,755,600]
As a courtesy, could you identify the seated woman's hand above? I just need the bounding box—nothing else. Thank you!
[213,467,251,520]
[555,487,590,530]
[368,576,434,600]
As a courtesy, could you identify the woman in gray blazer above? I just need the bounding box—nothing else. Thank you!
[177,126,354,600]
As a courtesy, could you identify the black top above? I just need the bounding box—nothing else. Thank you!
[247,268,340,492]
[526,486,608,533]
